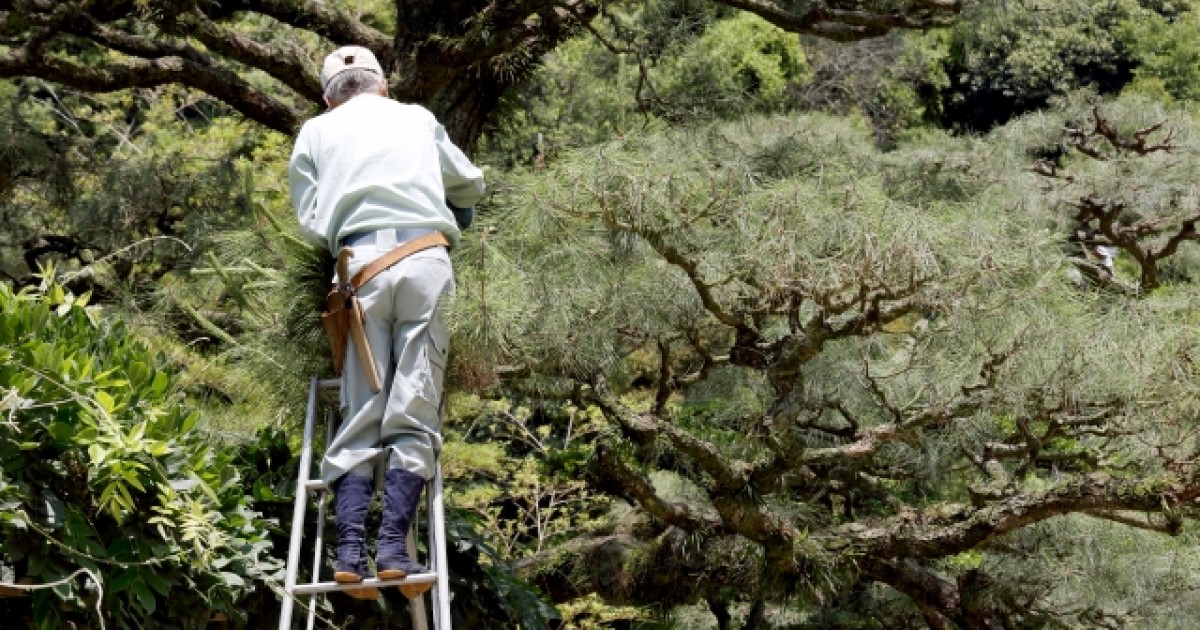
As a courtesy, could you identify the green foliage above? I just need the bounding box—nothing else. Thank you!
[11,1,1200,625]
[0,79,316,440]
[445,395,610,558]
[1118,5,1200,101]
[655,12,810,118]
[466,112,950,381]
[460,92,1200,623]
[0,278,282,628]
[443,507,563,629]
[480,1,811,167]
[0,80,267,291]
[920,0,1139,130]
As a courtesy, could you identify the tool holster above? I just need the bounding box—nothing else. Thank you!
[321,249,384,392]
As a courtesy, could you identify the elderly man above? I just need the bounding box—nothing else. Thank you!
[288,45,484,599]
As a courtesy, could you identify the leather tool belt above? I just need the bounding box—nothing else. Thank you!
[320,231,450,393]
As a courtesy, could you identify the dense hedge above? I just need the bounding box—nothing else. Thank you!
[0,278,282,629]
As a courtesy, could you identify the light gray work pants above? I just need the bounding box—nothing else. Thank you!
[320,243,453,484]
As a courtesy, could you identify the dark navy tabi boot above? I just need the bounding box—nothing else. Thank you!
[376,468,429,596]
[331,473,378,600]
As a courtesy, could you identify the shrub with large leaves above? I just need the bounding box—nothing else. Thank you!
[0,276,282,629]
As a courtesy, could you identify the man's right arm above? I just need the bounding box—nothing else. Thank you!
[288,125,328,250]
[433,121,485,209]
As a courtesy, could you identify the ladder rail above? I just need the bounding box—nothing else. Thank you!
[408,525,429,630]
[429,467,451,627]
[279,377,321,630]
[304,405,336,630]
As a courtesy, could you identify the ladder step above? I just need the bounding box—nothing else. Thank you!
[304,480,327,492]
[289,573,438,595]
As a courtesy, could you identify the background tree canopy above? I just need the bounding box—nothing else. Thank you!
[6,0,1200,629]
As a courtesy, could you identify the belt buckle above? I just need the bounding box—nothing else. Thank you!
[376,229,399,249]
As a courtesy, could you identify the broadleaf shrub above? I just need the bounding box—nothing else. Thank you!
[0,278,283,628]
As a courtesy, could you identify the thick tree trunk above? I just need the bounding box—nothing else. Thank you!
[392,46,506,153]
[389,1,596,151]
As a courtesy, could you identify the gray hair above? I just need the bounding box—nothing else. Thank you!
[324,68,385,104]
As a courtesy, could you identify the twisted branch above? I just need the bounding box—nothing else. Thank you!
[716,0,962,42]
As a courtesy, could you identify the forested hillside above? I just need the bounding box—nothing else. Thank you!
[5,1,1200,628]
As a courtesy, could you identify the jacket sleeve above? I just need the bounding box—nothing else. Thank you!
[288,125,326,249]
[434,121,485,209]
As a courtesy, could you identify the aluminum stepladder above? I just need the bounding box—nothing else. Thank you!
[279,377,451,630]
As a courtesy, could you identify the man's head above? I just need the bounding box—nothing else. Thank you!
[321,46,386,109]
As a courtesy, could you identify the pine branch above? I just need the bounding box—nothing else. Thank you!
[219,0,392,66]
[591,441,723,533]
[866,559,961,628]
[636,226,747,331]
[1065,105,1175,159]
[588,377,802,548]
[176,8,323,104]
[0,0,367,133]
[769,291,927,376]
[714,0,962,42]
[590,376,750,492]
[1069,195,1200,291]
[792,346,1009,467]
[653,340,672,416]
[841,470,1200,561]
[0,20,305,134]
[1084,510,1181,535]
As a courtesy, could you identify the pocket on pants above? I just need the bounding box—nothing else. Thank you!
[418,322,449,414]
[417,266,453,416]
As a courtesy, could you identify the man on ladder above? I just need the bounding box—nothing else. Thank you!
[287,45,485,601]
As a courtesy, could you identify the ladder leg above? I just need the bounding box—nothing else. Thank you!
[305,498,324,630]
[306,507,323,630]
[305,406,336,630]
[430,466,451,629]
[408,523,429,630]
[280,377,321,630]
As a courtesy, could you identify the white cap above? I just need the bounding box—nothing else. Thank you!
[320,46,383,90]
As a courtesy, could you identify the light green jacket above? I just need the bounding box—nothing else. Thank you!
[288,94,485,255]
